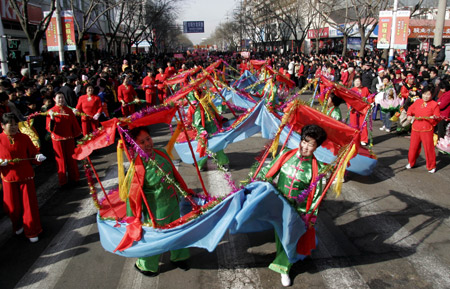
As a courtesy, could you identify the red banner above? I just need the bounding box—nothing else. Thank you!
[377,11,392,49]
[393,10,410,49]
[44,10,76,52]
[44,11,58,52]
[61,11,76,51]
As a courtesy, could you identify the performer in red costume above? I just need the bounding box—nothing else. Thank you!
[46,92,82,186]
[164,62,176,78]
[406,86,440,173]
[0,113,46,242]
[350,77,370,146]
[141,70,157,105]
[117,76,138,117]
[75,84,102,135]
[155,67,167,104]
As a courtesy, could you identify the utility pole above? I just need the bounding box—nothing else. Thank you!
[0,18,9,75]
[239,0,243,51]
[388,0,398,66]
[56,0,65,71]
[434,0,446,47]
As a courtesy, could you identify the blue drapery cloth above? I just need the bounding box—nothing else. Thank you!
[97,182,308,263]
[174,98,377,175]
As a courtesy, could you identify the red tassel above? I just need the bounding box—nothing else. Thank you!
[296,226,316,255]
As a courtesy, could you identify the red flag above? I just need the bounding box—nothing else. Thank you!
[73,118,118,160]
[250,59,267,71]
[296,226,316,255]
[114,155,146,252]
[285,102,360,155]
[127,107,178,129]
[321,76,370,115]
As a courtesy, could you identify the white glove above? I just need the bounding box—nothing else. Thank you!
[0,159,8,166]
[93,113,100,120]
[72,108,79,114]
[48,110,55,120]
[35,154,46,162]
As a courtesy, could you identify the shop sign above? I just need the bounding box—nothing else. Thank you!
[0,0,42,24]
[409,26,450,39]
[307,27,329,39]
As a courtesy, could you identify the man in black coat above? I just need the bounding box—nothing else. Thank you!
[361,62,376,92]
[58,75,78,108]
[434,45,446,67]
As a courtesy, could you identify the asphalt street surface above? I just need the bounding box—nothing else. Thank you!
[1,98,450,289]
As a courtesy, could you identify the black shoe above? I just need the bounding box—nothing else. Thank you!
[134,264,159,277]
[171,260,190,271]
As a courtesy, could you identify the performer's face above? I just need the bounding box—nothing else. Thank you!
[86,86,94,95]
[1,120,18,136]
[135,131,154,155]
[54,94,65,106]
[422,91,432,102]
[300,136,318,157]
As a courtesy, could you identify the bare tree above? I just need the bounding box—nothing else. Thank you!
[265,0,313,53]
[236,6,267,51]
[308,0,357,56]
[68,0,122,63]
[94,0,128,56]
[119,0,147,55]
[207,21,240,51]
[8,0,57,56]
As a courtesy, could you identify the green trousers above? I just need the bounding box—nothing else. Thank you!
[136,248,190,273]
[268,231,292,274]
[197,149,229,170]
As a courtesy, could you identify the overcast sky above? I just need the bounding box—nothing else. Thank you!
[177,0,239,45]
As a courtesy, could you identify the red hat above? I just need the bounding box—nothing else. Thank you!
[395,69,402,74]
[378,66,385,73]
[341,63,347,69]
[407,73,414,80]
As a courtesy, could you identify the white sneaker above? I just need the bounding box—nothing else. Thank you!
[385,128,391,132]
[29,236,39,243]
[281,273,291,287]
[15,227,24,235]
[405,163,411,169]
[379,126,386,131]
[428,168,436,173]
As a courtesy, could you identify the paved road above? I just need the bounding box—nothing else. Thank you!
[1,103,450,289]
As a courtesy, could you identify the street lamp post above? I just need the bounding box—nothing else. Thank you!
[388,0,398,66]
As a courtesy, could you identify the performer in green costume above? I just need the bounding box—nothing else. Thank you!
[129,127,190,276]
[326,93,343,121]
[258,124,327,287]
[187,90,229,171]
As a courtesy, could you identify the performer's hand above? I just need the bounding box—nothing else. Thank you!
[72,108,78,114]
[0,159,8,166]
[35,154,47,162]
[134,97,140,102]
[48,110,55,120]
[120,100,126,105]
[93,113,100,120]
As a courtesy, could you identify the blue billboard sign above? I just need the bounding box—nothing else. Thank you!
[183,21,205,33]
